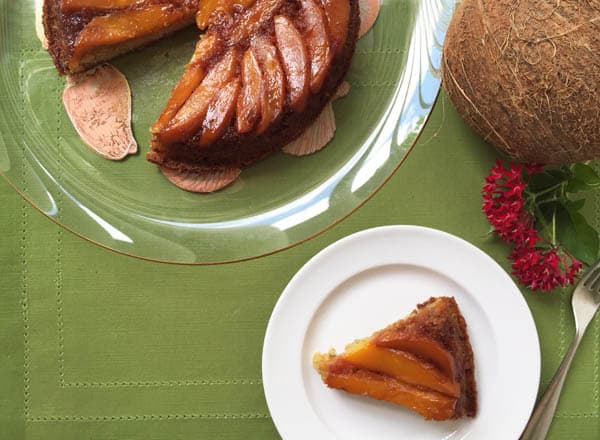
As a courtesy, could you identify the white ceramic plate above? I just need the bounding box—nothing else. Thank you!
[262,225,540,440]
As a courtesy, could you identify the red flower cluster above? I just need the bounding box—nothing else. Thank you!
[482,161,582,291]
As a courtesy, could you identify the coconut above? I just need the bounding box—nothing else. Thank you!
[442,0,600,165]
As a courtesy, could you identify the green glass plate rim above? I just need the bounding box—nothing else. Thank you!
[1,88,440,266]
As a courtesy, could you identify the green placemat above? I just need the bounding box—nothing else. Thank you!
[1,95,599,439]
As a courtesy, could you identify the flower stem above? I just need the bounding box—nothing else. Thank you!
[534,204,553,244]
[530,182,565,199]
[551,206,557,246]
[537,198,559,206]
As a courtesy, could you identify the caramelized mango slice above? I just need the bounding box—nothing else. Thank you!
[227,0,284,46]
[200,77,241,146]
[151,34,220,134]
[70,5,193,71]
[236,48,263,134]
[196,0,221,29]
[375,333,457,379]
[320,0,350,54]
[274,15,309,112]
[325,368,458,420]
[62,0,145,12]
[300,0,332,93]
[196,0,257,29]
[159,49,238,145]
[341,340,460,398]
[252,36,285,134]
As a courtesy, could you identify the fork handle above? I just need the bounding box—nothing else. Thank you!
[520,333,582,440]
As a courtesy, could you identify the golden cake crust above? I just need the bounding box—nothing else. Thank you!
[43,0,197,75]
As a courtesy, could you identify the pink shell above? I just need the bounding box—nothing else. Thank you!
[63,65,137,161]
[359,0,380,38]
[334,81,351,99]
[161,167,241,193]
[283,81,349,156]
[282,102,336,156]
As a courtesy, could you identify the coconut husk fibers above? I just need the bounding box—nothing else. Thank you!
[442,0,600,165]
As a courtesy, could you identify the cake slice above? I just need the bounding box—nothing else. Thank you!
[313,297,477,420]
[43,0,198,75]
[146,0,359,173]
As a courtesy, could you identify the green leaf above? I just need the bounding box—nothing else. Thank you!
[555,205,576,250]
[567,178,594,193]
[571,212,599,265]
[566,164,600,193]
[547,168,571,182]
[555,205,599,265]
[563,198,586,214]
[573,163,600,185]
[535,202,558,244]
[528,172,563,193]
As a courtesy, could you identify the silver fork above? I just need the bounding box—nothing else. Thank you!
[521,259,600,440]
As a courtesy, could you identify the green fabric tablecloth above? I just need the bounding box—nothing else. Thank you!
[1,95,599,439]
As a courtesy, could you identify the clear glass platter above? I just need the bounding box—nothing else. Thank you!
[0,0,454,264]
